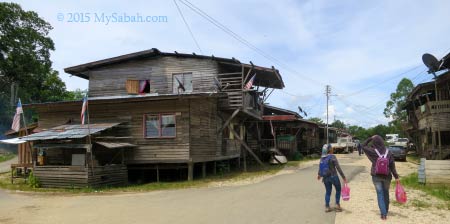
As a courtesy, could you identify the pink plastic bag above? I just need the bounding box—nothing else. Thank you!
[341,181,350,201]
[395,181,407,204]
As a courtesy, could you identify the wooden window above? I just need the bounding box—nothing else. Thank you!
[144,114,176,138]
[127,80,150,94]
[173,73,193,93]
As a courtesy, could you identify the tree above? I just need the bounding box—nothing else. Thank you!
[384,78,414,123]
[0,2,55,97]
[308,117,325,125]
[64,88,87,101]
[348,125,368,140]
[331,120,346,129]
[0,2,60,130]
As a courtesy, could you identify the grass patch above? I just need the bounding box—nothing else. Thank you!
[0,159,319,194]
[0,153,15,163]
[400,172,450,202]
[410,199,432,210]
[406,153,420,164]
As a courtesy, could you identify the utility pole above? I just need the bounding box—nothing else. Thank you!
[325,85,331,144]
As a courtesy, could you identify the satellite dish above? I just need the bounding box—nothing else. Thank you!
[422,53,440,73]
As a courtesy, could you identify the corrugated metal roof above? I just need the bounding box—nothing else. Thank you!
[20,123,121,141]
[95,142,136,149]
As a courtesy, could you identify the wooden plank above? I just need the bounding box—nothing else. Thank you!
[426,160,450,165]
[425,159,450,185]
[229,125,264,167]
[425,164,450,170]
[217,108,240,134]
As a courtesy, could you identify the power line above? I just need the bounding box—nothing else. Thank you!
[177,0,325,86]
[341,65,423,98]
[174,0,203,54]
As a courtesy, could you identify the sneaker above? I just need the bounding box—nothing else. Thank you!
[325,207,332,212]
[335,205,342,212]
[381,215,387,220]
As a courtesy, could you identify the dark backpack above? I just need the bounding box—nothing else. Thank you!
[374,149,390,175]
[319,155,332,177]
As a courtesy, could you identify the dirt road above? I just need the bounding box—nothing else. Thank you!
[0,156,364,224]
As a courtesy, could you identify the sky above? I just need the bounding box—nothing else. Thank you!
[8,0,450,127]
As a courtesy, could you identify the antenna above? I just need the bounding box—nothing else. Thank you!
[422,53,442,77]
[175,77,185,93]
[298,106,307,117]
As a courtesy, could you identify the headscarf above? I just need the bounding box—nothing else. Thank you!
[372,135,386,153]
[321,144,331,157]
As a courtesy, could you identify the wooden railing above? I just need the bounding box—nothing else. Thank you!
[414,100,450,120]
[429,100,450,114]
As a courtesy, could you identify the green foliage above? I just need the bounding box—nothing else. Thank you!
[401,172,450,202]
[64,88,87,101]
[0,2,55,100]
[0,3,80,130]
[27,171,40,188]
[347,123,401,141]
[308,117,325,125]
[331,119,346,129]
[384,78,414,123]
[0,153,15,162]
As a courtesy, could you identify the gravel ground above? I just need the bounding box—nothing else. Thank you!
[335,153,450,224]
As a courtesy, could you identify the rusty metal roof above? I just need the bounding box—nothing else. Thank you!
[20,123,121,141]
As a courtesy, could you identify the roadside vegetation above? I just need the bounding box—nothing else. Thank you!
[396,172,450,210]
[0,153,15,163]
[0,157,317,194]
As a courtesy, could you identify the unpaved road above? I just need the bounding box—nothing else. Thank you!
[0,155,364,224]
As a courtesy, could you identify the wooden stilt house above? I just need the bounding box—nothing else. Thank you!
[15,48,285,187]
[403,60,450,159]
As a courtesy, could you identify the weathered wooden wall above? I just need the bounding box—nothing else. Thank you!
[88,56,219,97]
[424,159,450,185]
[189,98,220,161]
[34,165,127,188]
[33,97,240,164]
[34,99,190,163]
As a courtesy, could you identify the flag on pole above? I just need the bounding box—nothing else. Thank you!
[270,120,275,137]
[11,99,23,132]
[81,96,88,125]
[244,74,256,90]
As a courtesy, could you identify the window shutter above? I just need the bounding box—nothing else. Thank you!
[126,80,139,94]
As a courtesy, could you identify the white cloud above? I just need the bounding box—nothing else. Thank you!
[10,0,450,127]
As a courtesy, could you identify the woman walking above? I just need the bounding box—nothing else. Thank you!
[362,135,399,220]
[317,144,347,212]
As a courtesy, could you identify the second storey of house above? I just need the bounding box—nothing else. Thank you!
[64,48,285,115]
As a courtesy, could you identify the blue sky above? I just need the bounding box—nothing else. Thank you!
[9,0,450,127]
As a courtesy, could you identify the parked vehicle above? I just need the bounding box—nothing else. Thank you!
[330,136,356,154]
[394,138,409,148]
[388,145,407,161]
[386,134,399,144]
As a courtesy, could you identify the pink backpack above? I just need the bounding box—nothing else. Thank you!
[374,149,389,175]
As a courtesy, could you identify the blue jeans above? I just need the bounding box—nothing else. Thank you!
[323,175,341,207]
[372,176,391,216]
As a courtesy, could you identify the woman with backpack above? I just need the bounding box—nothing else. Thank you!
[317,144,347,212]
[362,135,399,220]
